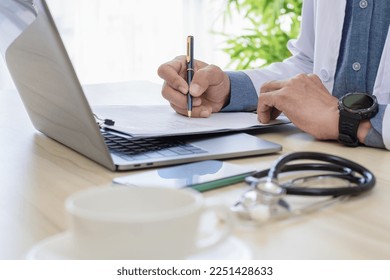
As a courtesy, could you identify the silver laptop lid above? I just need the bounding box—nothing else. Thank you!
[0,0,115,170]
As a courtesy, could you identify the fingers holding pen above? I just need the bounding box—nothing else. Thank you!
[162,83,201,114]
[189,64,226,96]
[158,56,208,99]
[189,64,231,113]
[158,56,188,94]
[158,56,190,113]
[158,56,227,117]
[170,101,213,118]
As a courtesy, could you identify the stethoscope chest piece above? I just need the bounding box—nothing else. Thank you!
[231,152,375,225]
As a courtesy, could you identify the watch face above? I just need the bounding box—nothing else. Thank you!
[342,93,375,110]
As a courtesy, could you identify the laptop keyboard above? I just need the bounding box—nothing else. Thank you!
[101,130,207,160]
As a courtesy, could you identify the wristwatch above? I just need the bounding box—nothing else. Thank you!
[338,93,378,147]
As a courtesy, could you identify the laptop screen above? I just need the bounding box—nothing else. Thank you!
[1,0,115,170]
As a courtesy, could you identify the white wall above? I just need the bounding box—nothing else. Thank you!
[0,0,231,90]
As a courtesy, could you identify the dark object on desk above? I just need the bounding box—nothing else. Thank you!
[232,152,375,224]
[247,151,375,196]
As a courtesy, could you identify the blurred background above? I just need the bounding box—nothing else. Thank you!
[0,0,302,91]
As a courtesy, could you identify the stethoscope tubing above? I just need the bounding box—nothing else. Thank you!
[248,152,375,197]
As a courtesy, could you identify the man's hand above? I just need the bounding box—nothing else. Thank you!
[157,56,230,118]
[258,74,339,140]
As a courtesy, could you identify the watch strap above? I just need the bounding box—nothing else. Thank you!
[338,111,361,147]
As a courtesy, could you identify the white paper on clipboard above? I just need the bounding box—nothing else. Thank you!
[92,105,289,138]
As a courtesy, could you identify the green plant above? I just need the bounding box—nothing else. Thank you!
[220,0,303,70]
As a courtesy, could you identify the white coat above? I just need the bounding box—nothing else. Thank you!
[243,0,390,150]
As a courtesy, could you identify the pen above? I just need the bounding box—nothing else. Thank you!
[186,35,194,118]
[188,171,255,193]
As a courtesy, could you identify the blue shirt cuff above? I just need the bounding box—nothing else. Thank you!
[222,71,258,112]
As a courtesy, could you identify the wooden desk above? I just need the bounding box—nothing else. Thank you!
[1,82,389,260]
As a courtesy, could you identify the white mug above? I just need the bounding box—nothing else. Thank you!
[65,186,232,259]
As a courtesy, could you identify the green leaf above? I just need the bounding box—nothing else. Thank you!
[219,0,303,70]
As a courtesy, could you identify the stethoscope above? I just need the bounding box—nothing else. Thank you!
[231,152,375,224]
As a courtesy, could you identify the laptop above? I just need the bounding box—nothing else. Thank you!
[0,0,281,171]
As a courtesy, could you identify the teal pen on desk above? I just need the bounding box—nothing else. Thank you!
[188,171,255,193]
[186,35,194,118]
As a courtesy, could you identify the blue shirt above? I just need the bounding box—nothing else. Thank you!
[333,0,390,148]
[224,0,390,149]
